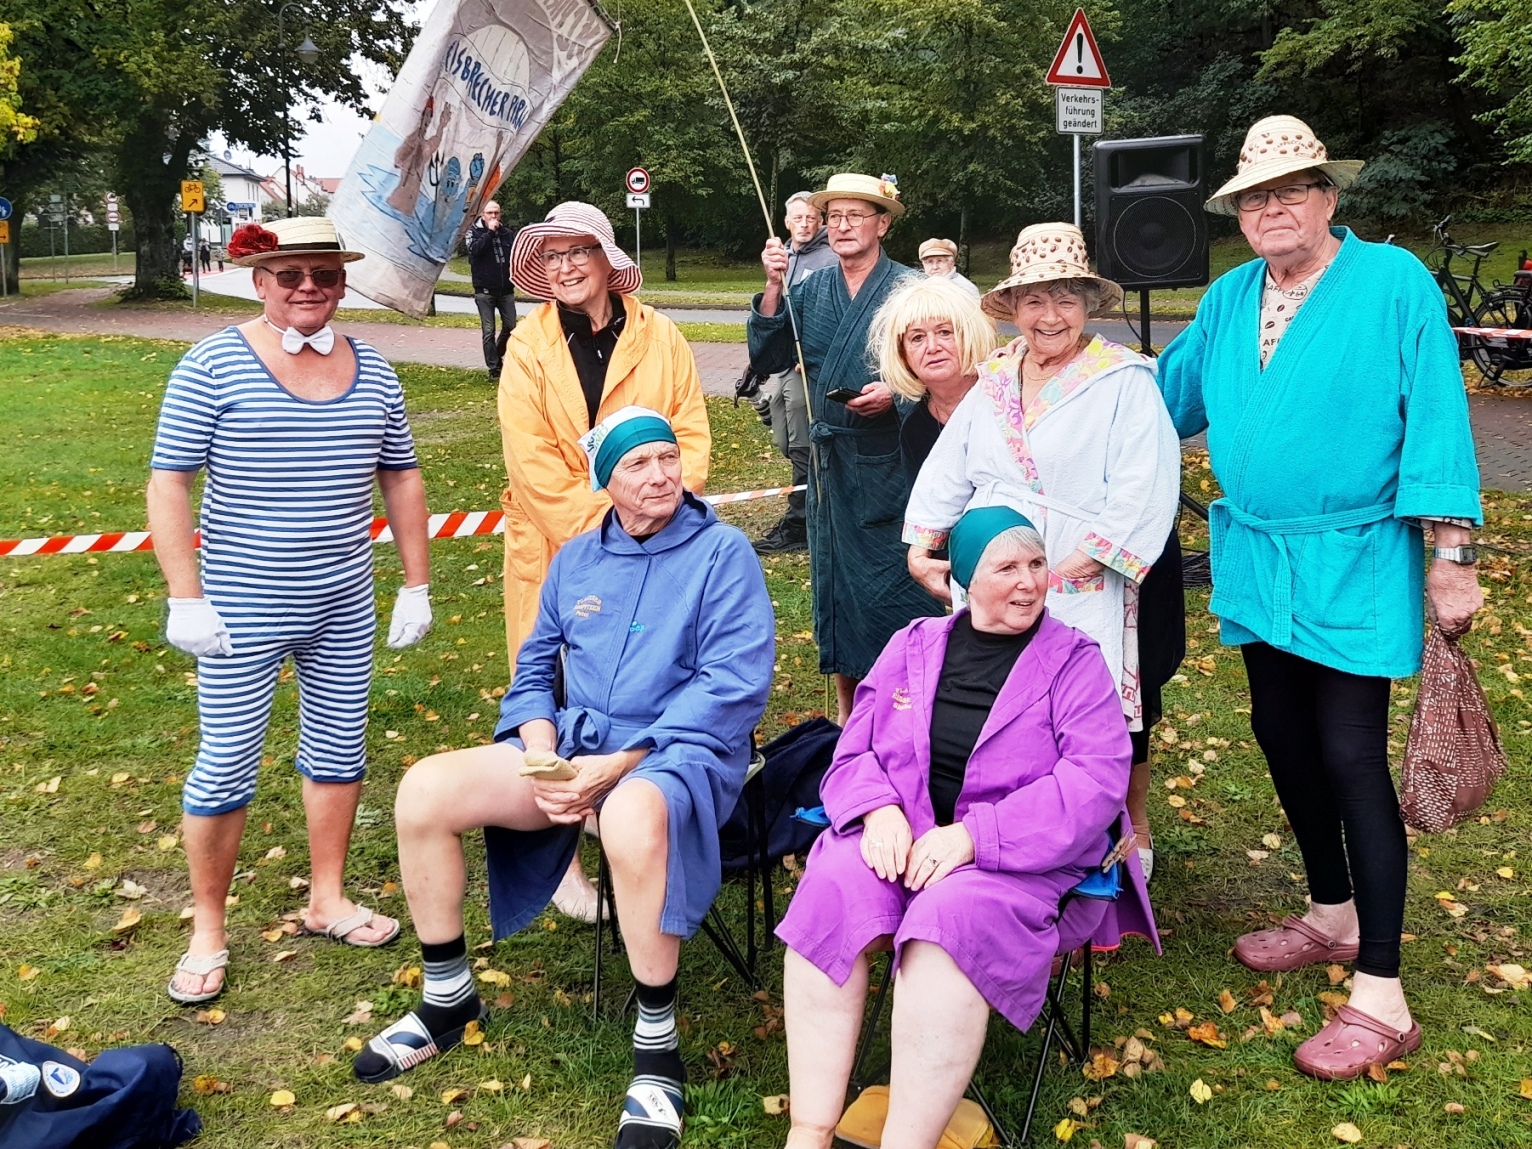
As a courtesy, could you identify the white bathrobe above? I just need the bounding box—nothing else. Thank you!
[903,336,1181,726]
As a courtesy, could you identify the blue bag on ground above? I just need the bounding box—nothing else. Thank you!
[720,716,841,870]
[0,1023,201,1148]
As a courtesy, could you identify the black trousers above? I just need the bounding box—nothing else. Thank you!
[475,290,517,372]
[1241,642,1403,978]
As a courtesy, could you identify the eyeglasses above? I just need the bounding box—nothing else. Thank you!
[826,210,877,227]
[538,244,599,269]
[1235,182,1328,212]
[268,268,344,289]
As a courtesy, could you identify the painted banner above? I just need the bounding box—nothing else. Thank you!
[330,0,612,317]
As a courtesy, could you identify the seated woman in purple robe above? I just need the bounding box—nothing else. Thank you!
[775,506,1157,1149]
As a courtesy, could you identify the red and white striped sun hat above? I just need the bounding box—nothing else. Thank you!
[510,201,642,300]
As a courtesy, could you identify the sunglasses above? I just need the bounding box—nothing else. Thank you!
[268,268,344,289]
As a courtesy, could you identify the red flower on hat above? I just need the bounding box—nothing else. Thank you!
[227,224,280,260]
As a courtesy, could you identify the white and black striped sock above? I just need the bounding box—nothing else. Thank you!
[417,936,479,1031]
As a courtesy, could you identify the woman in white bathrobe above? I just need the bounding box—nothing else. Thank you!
[903,222,1181,877]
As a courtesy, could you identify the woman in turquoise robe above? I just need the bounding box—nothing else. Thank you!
[1156,115,1482,1082]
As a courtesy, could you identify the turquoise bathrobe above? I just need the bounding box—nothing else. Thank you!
[1158,228,1481,678]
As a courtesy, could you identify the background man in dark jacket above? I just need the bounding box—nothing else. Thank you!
[466,201,517,381]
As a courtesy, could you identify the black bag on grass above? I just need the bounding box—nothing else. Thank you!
[720,717,841,870]
[0,1023,201,1149]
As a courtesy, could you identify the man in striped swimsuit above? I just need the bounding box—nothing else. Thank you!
[146,218,433,1004]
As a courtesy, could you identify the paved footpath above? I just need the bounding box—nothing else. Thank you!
[5,286,1532,493]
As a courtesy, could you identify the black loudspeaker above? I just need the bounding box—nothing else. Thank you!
[1092,135,1209,291]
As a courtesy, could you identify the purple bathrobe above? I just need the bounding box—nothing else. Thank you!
[777,611,1159,1030]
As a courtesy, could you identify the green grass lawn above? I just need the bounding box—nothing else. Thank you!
[2,334,1531,1148]
[18,250,136,280]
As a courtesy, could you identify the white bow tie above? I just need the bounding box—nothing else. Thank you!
[269,321,335,355]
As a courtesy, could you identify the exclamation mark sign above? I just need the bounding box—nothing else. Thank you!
[1076,32,1085,73]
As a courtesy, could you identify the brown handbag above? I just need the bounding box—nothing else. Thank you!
[1398,625,1508,832]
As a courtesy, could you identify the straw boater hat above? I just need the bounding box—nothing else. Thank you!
[1205,115,1364,217]
[980,222,1124,321]
[226,217,365,267]
[919,238,958,260]
[510,201,641,301]
[807,173,905,217]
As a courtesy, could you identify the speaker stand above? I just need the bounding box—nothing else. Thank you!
[1139,289,1153,357]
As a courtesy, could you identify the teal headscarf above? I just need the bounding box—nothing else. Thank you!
[579,405,678,491]
[948,505,1038,588]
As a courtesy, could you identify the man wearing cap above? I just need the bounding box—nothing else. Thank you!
[146,217,433,1005]
[918,237,981,300]
[465,200,517,382]
[749,173,942,724]
[499,200,712,921]
[354,407,773,1149]
[749,191,839,555]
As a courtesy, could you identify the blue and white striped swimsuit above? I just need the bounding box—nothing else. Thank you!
[151,328,419,815]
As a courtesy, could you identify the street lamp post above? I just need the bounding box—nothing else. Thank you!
[276,4,318,218]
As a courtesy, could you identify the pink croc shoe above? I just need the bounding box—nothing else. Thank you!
[1233,914,1359,972]
[1294,1005,1422,1081]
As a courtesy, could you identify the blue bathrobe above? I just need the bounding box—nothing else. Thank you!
[491,492,775,939]
[1158,227,1481,678]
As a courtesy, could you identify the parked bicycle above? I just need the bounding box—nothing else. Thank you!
[1426,215,1532,385]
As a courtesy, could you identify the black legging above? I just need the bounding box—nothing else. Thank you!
[1241,642,1404,978]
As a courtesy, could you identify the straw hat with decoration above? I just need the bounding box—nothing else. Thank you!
[980,222,1123,321]
[226,217,364,267]
[807,173,904,217]
[1205,115,1363,217]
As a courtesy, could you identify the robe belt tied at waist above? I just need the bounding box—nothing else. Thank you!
[1211,498,1394,647]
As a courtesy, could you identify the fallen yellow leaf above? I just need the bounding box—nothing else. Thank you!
[1488,963,1531,990]
[194,1008,226,1025]
[390,1083,414,1101]
[1053,1116,1078,1142]
[1445,1102,1466,1114]
[343,1037,364,1052]
[83,853,102,870]
[479,1079,504,1092]
[1189,1078,1212,1104]
[260,927,284,943]
[1187,1022,1227,1049]
[1166,794,1187,809]
[1497,867,1515,879]
[477,969,511,987]
[191,1074,231,1095]
[762,1093,789,1115]
[111,907,142,934]
[1332,1122,1363,1144]
[520,1073,532,1091]
[462,1020,485,1046]
[1081,1052,1119,1081]
[441,1087,469,1105]
[1261,833,1282,849]
[265,845,287,861]
[110,772,131,785]
[511,1139,552,1149]
[17,964,39,981]
[273,949,297,963]
[157,835,179,852]
[45,1016,70,1036]
[325,1102,360,1123]
[269,1089,296,1107]
[1218,989,1236,1014]
[1124,1137,1158,1149]
[393,965,423,989]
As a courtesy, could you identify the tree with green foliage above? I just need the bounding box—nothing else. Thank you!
[1451,0,1532,162]
[0,0,414,298]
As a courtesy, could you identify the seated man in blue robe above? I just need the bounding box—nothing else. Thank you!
[354,407,776,1149]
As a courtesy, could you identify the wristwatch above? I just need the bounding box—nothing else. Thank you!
[1433,545,1478,564]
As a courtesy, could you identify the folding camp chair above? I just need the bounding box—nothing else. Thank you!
[847,838,1131,1146]
[590,747,776,1017]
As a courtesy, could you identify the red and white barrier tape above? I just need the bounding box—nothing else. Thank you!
[1453,326,1532,340]
[0,485,806,557]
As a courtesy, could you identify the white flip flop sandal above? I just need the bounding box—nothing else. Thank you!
[168,948,229,1005]
[300,905,401,948]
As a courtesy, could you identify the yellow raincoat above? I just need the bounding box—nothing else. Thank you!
[498,294,711,668]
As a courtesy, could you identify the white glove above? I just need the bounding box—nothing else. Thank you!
[387,584,432,649]
[166,597,234,658]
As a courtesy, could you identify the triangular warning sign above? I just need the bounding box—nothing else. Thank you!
[1045,9,1111,88]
